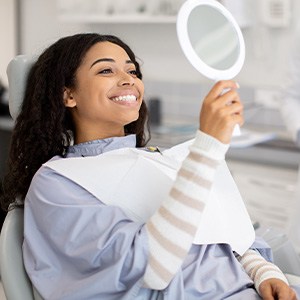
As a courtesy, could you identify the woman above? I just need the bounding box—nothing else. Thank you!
[1,33,298,299]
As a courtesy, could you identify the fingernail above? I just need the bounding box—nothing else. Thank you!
[236,82,240,89]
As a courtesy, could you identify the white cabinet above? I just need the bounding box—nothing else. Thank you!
[56,0,184,24]
[58,14,177,24]
[227,159,298,234]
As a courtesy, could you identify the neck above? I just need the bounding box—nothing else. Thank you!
[74,126,125,144]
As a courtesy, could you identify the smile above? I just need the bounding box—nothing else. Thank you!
[110,95,137,102]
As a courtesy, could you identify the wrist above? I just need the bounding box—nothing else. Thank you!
[191,130,229,160]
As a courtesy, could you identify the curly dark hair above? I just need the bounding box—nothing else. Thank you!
[1,33,150,211]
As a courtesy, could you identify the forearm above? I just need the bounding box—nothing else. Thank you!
[143,130,229,289]
[236,249,289,295]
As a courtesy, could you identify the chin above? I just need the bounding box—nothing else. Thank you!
[124,115,139,126]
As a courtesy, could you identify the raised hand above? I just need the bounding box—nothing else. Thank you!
[199,80,243,144]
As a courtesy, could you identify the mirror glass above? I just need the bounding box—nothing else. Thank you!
[187,5,239,70]
[177,0,245,81]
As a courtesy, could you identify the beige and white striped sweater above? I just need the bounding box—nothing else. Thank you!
[143,130,288,293]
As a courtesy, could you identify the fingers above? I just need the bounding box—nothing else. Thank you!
[199,80,243,143]
[276,286,298,300]
[259,279,298,300]
[202,81,242,114]
[222,103,244,126]
[205,80,239,101]
[260,281,274,300]
[287,288,297,300]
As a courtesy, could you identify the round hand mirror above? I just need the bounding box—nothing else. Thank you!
[177,0,245,136]
[176,0,245,81]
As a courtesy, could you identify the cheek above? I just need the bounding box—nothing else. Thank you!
[76,82,108,104]
[137,80,145,99]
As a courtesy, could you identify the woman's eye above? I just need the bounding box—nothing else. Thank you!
[129,69,137,76]
[98,68,112,74]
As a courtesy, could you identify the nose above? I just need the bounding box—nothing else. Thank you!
[117,71,135,86]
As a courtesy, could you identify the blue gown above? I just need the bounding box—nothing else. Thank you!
[23,135,300,299]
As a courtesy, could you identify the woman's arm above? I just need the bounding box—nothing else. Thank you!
[237,249,288,290]
[143,80,242,289]
[237,249,297,299]
[143,130,228,289]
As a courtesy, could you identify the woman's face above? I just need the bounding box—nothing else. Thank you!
[65,41,144,143]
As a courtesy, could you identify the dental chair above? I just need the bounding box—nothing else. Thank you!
[0,207,43,300]
[0,56,41,300]
[0,55,300,300]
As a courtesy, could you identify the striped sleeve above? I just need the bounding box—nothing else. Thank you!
[143,130,229,290]
[236,249,289,294]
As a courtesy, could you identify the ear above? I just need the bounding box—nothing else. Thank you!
[63,88,76,108]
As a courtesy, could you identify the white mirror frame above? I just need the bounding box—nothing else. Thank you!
[176,0,245,81]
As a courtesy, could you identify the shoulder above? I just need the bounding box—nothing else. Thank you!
[32,156,68,186]
[27,156,101,206]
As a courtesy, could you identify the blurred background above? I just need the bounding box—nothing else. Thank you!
[1,0,300,260]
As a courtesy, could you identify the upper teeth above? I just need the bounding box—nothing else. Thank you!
[111,95,137,102]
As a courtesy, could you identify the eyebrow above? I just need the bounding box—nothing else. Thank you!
[90,58,134,69]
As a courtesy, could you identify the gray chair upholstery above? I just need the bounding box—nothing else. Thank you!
[0,208,42,300]
[6,55,36,121]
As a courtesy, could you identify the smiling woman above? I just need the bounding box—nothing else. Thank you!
[0,33,299,300]
[1,34,150,209]
[63,41,145,144]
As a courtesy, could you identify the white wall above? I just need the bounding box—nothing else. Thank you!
[19,0,203,83]
[20,0,89,56]
[18,0,300,90]
[0,0,17,86]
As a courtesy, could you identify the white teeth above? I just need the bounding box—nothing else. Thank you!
[111,95,137,102]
